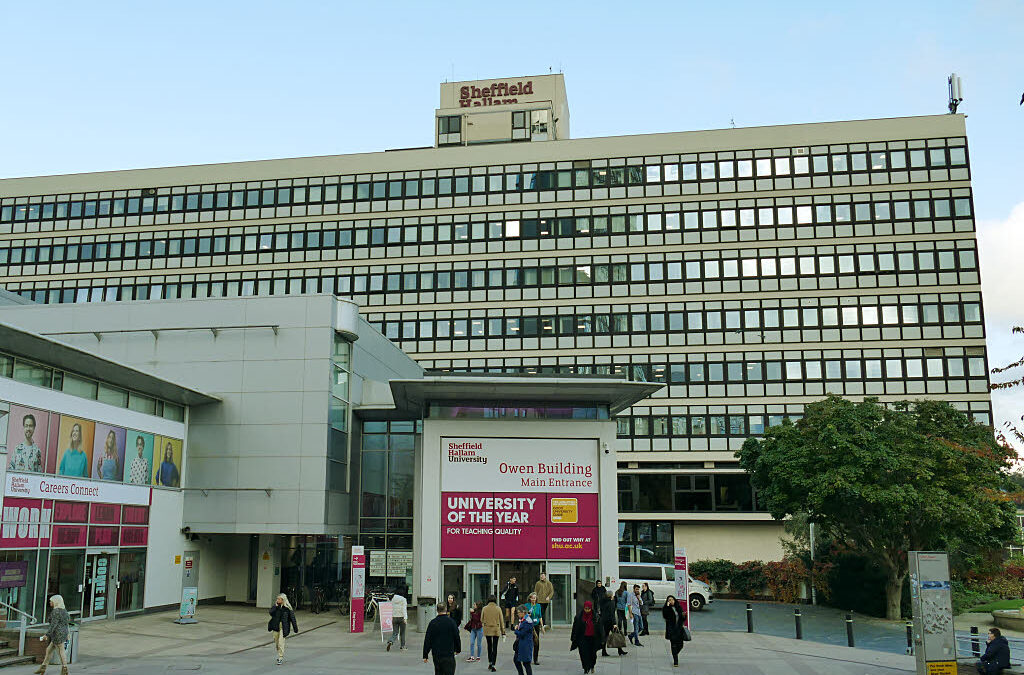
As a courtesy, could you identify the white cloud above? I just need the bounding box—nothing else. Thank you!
[978,202,1024,453]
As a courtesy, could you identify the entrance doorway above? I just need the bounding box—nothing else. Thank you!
[84,553,116,619]
[46,551,85,621]
[442,563,464,606]
[497,561,541,609]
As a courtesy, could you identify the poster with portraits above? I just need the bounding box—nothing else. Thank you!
[124,430,155,485]
[92,423,126,482]
[6,405,49,473]
[153,436,182,488]
[53,415,95,479]
[1,399,181,487]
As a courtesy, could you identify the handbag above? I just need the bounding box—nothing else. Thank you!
[606,627,627,649]
[681,625,692,642]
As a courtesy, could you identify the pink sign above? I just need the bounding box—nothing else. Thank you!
[51,524,87,547]
[441,492,599,560]
[120,526,148,546]
[0,497,51,547]
[350,546,365,633]
[674,549,690,629]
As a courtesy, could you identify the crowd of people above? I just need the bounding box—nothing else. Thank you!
[416,578,690,674]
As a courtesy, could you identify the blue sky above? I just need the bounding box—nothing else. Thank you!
[1,0,1022,443]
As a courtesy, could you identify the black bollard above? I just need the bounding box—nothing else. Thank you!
[845,613,855,647]
[905,621,913,655]
[971,626,980,657]
[794,608,803,640]
[746,603,754,633]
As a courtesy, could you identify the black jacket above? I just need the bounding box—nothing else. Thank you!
[423,614,461,660]
[570,609,605,649]
[446,603,463,627]
[662,603,686,644]
[598,596,616,628]
[502,582,519,607]
[591,584,606,608]
[981,636,1011,669]
[268,604,298,637]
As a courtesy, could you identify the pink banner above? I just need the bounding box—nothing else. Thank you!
[350,546,365,633]
[0,497,51,548]
[441,492,599,560]
[51,524,87,547]
[120,526,148,546]
[90,502,120,524]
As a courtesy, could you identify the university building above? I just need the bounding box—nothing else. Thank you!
[0,74,990,613]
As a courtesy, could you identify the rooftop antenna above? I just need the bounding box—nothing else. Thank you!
[948,73,963,113]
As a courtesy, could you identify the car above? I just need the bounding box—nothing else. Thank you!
[617,562,714,611]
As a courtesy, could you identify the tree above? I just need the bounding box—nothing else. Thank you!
[991,325,1024,449]
[738,395,1017,620]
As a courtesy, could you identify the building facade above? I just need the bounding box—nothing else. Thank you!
[0,74,991,568]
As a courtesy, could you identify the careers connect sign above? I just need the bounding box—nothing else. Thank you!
[440,438,599,560]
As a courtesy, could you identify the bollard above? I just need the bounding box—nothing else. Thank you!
[905,621,913,655]
[971,626,980,657]
[746,603,754,633]
[845,613,855,647]
[794,608,803,640]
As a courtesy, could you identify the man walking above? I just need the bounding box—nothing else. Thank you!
[534,573,554,627]
[386,590,407,651]
[423,601,462,675]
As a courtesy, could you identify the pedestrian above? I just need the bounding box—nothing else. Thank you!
[35,595,70,675]
[976,627,1010,674]
[524,592,544,665]
[598,591,625,656]
[534,572,554,626]
[662,595,689,668]
[627,585,644,647]
[481,595,506,672]
[570,600,603,674]
[464,601,483,663]
[502,576,520,624]
[446,593,463,627]
[423,601,462,675]
[267,593,299,666]
[511,604,535,675]
[639,582,655,636]
[614,582,628,633]
[590,579,606,610]
[386,589,407,651]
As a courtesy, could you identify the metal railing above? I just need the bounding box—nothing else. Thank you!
[0,600,38,656]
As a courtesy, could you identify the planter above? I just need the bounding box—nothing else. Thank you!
[991,610,1024,631]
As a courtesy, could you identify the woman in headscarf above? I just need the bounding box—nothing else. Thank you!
[570,600,603,674]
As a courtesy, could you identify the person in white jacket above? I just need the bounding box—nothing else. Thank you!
[386,592,408,651]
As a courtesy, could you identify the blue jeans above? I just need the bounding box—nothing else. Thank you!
[470,628,483,657]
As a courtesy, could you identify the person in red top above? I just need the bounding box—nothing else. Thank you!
[464,601,484,662]
[570,600,604,674]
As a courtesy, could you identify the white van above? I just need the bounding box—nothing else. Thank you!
[617,562,714,611]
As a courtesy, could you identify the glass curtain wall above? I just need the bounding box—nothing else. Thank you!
[358,420,419,598]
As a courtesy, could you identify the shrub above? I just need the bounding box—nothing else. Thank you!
[689,559,736,592]
[952,580,999,614]
[763,558,807,603]
[731,560,768,597]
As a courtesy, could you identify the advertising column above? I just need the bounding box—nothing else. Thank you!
[674,548,690,629]
[440,438,599,560]
[350,545,365,633]
[909,551,956,675]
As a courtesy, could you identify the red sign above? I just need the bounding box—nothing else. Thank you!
[53,501,88,523]
[185,559,193,569]
[459,81,534,107]
[120,527,148,547]
[0,498,52,547]
[51,525,87,548]
[88,526,119,547]
[350,546,365,634]
[121,505,149,525]
[90,502,120,524]
[441,492,598,560]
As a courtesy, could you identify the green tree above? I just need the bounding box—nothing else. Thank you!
[738,395,1016,619]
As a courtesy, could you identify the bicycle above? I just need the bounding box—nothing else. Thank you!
[334,582,350,616]
[364,591,391,623]
[310,584,327,614]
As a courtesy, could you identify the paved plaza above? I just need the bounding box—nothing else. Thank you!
[5,605,920,675]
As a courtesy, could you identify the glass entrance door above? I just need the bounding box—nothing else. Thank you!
[467,571,491,611]
[497,561,541,612]
[46,551,85,621]
[442,563,465,606]
[573,564,598,616]
[84,553,116,619]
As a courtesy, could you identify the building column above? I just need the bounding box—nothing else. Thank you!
[255,534,281,608]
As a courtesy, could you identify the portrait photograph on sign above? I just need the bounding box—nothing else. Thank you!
[92,423,126,482]
[5,404,49,473]
[124,430,154,485]
[153,436,182,487]
[0,401,8,454]
[54,415,95,478]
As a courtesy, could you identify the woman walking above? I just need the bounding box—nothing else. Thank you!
[35,595,70,675]
[464,601,484,662]
[598,591,625,656]
[481,596,505,672]
[570,600,603,674]
[639,582,655,636]
[614,582,628,633]
[268,593,299,665]
[662,595,687,668]
[445,593,463,628]
[511,605,535,675]
[524,591,544,665]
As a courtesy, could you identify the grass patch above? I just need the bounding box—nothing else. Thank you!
[967,599,1024,613]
